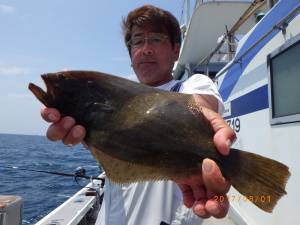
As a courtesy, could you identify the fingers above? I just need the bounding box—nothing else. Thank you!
[201,195,229,218]
[202,158,230,194]
[175,160,230,219]
[201,107,236,155]
[213,128,236,156]
[189,159,230,218]
[62,125,86,145]
[176,175,206,208]
[177,184,195,208]
[41,107,61,123]
[46,116,75,141]
[46,116,86,145]
[190,191,229,218]
[192,199,210,218]
[192,196,229,218]
[192,188,229,218]
[41,107,86,145]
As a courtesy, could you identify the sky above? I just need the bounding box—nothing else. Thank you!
[0,1,191,135]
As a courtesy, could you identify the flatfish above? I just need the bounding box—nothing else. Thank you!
[29,70,290,213]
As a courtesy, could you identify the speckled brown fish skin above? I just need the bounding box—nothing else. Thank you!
[29,70,290,213]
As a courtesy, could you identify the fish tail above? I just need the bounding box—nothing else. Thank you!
[219,148,290,213]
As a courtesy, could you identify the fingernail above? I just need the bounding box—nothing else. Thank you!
[203,160,213,173]
[72,127,83,138]
[48,113,57,121]
[63,120,74,129]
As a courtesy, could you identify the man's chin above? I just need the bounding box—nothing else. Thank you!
[139,63,157,71]
[138,69,157,81]
[138,75,159,86]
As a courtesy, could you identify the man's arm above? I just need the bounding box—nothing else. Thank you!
[174,94,235,218]
[192,94,218,113]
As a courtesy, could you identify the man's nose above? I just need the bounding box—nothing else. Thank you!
[142,41,154,55]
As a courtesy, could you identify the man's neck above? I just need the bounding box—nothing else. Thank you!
[149,76,173,87]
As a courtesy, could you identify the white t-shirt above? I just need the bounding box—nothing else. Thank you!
[96,74,224,225]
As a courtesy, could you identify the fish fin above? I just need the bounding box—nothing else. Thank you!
[89,146,200,183]
[54,70,158,96]
[220,148,290,213]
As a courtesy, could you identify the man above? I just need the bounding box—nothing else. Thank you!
[41,5,235,225]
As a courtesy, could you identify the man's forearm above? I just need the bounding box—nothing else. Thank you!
[192,94,219,113]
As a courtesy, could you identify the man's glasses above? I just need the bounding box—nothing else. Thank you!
[128,33,169,49]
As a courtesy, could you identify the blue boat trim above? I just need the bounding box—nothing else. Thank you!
[219,0,300,101]
[224,85,269,119]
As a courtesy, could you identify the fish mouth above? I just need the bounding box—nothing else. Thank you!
[41,73,56,96]
[28,82,49,107]
[28,73,57,107]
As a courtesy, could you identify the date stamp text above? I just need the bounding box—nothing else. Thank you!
[213,195,271,203]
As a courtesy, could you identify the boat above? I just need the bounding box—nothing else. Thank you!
[174,0,300,224]
[34,173,105,225]
[2,1,299,224]
[0,172,105,225]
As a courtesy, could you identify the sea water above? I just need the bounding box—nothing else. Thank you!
[0,133,100,224]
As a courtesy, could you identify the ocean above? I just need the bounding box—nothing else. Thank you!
[0,133,100,225]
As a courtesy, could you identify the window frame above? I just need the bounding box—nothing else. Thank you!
[267,33,300,125]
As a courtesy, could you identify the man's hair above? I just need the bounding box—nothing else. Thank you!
[122,5,181,55]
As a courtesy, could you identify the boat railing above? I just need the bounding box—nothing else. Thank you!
[214,2,300,80]
[35,172,105,225]
[193,0,267,77]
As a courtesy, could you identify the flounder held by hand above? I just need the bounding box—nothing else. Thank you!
[29,70,290,213]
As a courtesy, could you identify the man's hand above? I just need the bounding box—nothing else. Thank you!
[175,107,236,218]
[41,107,86,145]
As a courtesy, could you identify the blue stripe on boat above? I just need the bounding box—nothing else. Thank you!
[224,85,269,119]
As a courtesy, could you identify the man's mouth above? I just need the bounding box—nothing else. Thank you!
[140,61,156,64]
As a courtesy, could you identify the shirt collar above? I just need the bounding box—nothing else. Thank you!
[156,79,178,91]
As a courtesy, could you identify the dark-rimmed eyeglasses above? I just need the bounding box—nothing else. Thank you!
[127,33,169,49]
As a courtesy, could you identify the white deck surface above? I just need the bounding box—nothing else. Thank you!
[35,189,96,225]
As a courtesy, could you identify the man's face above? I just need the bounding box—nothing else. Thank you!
[130,26,180,86]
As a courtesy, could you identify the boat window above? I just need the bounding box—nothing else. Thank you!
[268,36,300,125]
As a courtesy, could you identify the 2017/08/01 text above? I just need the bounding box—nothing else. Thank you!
[213,195,271,203]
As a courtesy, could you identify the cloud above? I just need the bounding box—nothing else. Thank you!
[0,66,31,76]
[0,4,15,14]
